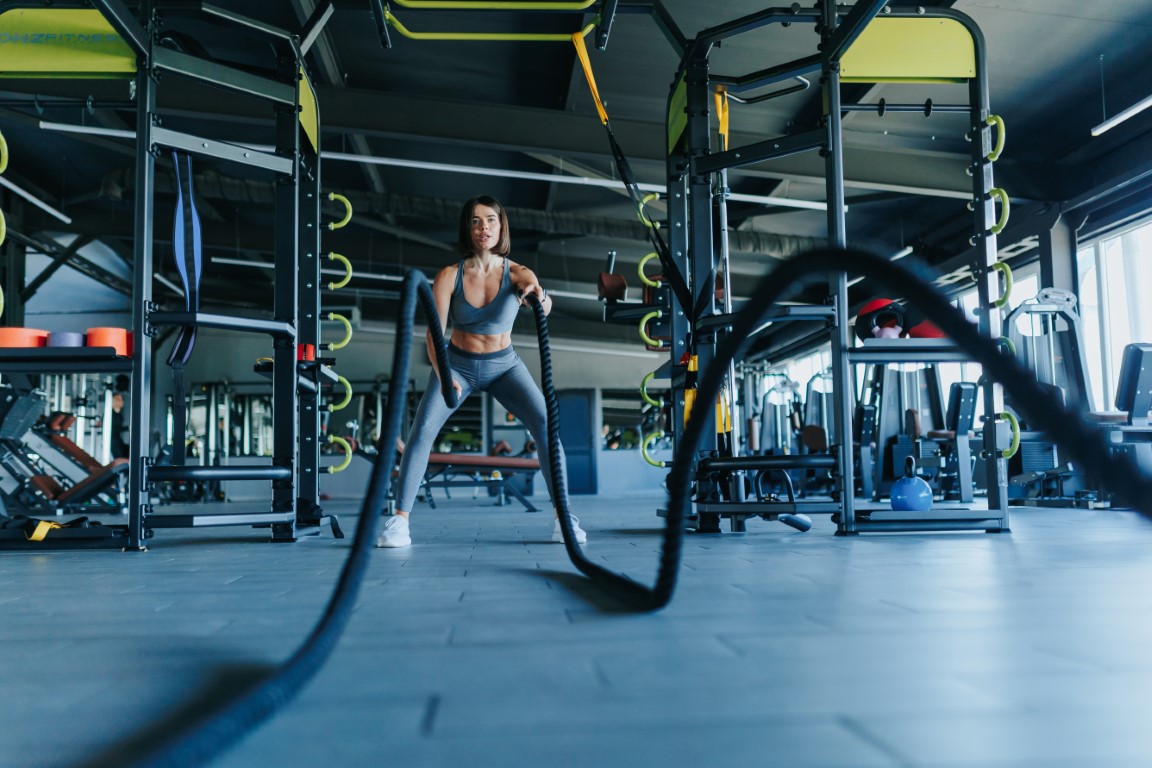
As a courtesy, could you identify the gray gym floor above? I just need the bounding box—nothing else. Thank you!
[3,492,1152,768]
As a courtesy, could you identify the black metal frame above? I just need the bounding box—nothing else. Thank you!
[0,1,338,548]
[653,3,1009,535]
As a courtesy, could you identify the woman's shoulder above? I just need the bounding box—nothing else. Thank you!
[431,262,461,292]
[435,262,460,281]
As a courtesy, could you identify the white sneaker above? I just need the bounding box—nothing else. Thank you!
[552,514,587,544]
[376,515,411,548]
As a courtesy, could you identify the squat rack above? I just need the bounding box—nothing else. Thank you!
[654,2,1011,534]
[0,1,343,549]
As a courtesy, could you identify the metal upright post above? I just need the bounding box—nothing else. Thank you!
[665,70,691,455]
[967,28,1009,525]
[126,4,154,551]
[716,168,741,457]
[271,55,301,541]
[684,49,721,530]
[297,141,322,524]
[822,1,857,534]
[1,199,26,327]
[685,51,716,438]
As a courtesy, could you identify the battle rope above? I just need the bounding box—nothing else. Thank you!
[529,295,682,609]
[122,248,1152,767]
[539,245,1152,612]
[125,271,456,768]
[674,248,1152,529]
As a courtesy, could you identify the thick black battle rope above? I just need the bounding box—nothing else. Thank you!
[536,246,1152,614]
[528,296,683,609]
[125,271,455,768]
[121,249,1152,766]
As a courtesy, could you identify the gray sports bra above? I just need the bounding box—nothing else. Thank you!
[450,258,521,335]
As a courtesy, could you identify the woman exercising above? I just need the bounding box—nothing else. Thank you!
[376,195,586,548]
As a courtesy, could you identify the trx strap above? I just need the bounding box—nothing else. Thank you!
[28,519,59,541]
[528,294,683,608]
[0,514,95,541]
[571,32,693,317]
[168,152,203,466]
[713,87,729,151]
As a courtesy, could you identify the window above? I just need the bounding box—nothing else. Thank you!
[1078,220,1152,410]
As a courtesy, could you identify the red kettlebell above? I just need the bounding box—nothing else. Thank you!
[890,456,933,512]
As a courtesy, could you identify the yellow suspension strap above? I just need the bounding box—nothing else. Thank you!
[571,31,692,315]
[713,87,730,151]
[716,385,732,433]
[20,515,96,541]
[681,354,730,438]
[682,354,698,428]
[27,519,61,542]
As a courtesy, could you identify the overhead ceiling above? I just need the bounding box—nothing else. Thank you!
[2,0,1152,358]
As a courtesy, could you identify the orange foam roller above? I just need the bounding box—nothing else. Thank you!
[86,327,129,356]
[0,327,48,348]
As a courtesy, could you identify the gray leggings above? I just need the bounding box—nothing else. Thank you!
[394,344,565,513]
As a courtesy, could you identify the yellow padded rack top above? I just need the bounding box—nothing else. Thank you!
[840,17,975,84]
[299,67,319,153]
[0,9,136,78]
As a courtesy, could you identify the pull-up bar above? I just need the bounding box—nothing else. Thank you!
[385,10,595,41]
[391,0,597,9]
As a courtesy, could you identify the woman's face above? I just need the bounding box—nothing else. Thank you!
[470,204,501,255]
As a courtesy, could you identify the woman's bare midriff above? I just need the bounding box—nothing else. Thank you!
[451,328,512,354]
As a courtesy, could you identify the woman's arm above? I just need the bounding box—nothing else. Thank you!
[509,261,552,316]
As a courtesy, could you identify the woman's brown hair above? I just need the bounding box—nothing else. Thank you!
[457,195,511,256]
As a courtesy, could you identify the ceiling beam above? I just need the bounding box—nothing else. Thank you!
[3,78,1067,202]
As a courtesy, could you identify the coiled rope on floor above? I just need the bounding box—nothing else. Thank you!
[125,271,455,768]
